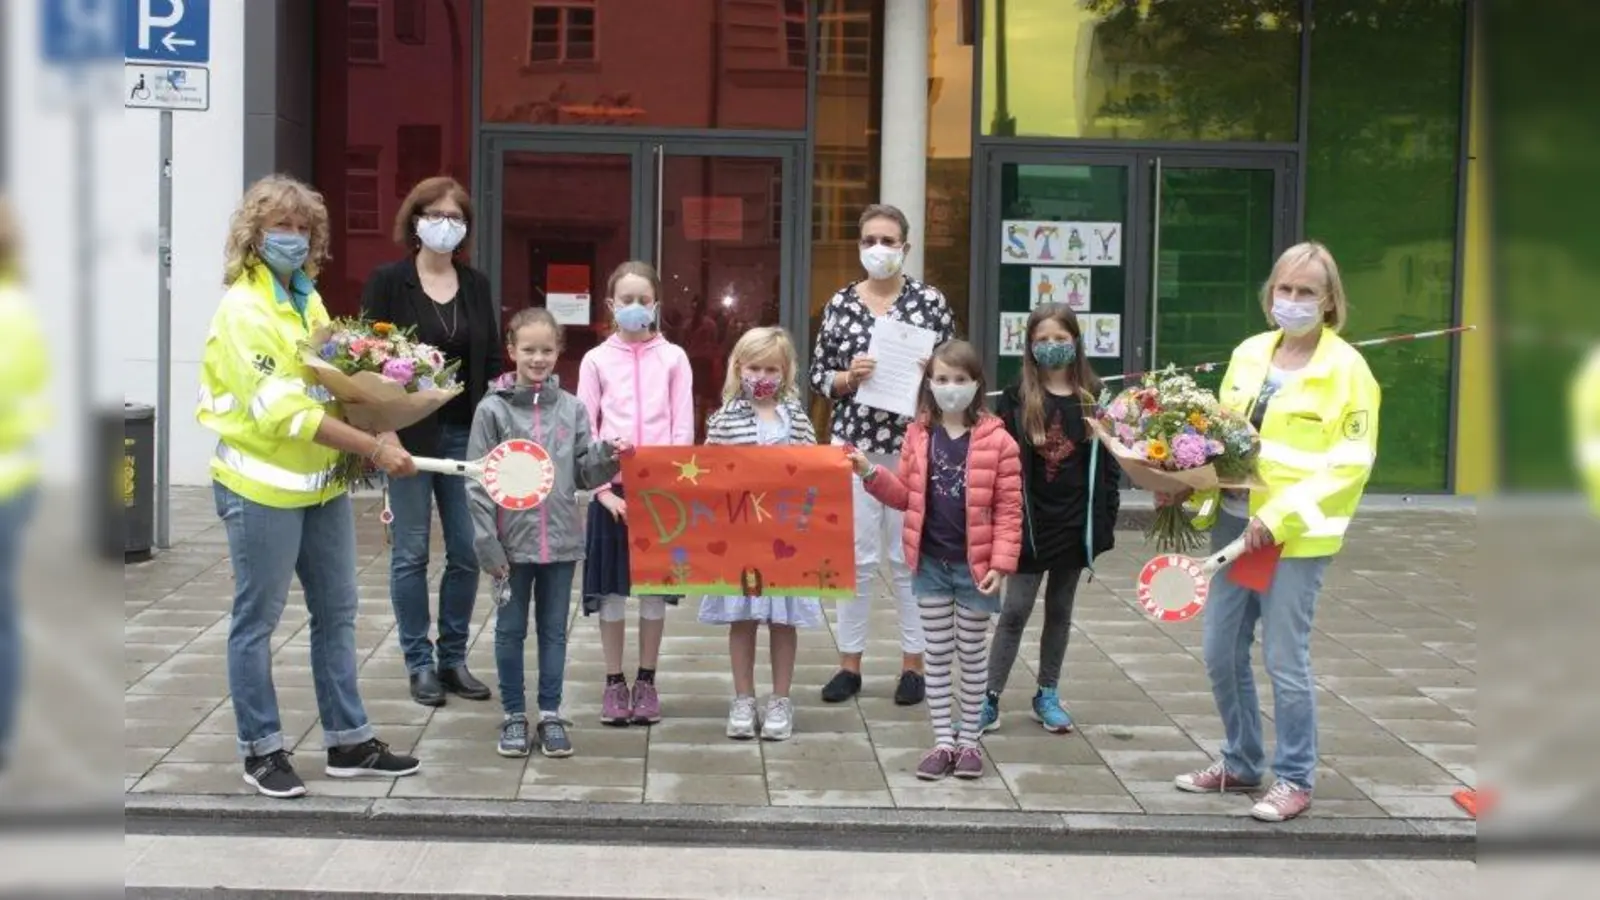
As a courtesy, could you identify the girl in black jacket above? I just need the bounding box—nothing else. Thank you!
[981,304,1121,735]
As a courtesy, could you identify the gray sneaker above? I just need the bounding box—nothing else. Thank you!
[536,716,574,758]
[760,696,794,741]
[497,714,531,758]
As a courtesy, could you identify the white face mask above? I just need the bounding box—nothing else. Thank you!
[930,381,977,414]
[860,243,904,281]
[417,216,467,254]
[1271,297,1323,336]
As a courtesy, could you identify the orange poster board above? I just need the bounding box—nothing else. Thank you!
[621,445,856,599]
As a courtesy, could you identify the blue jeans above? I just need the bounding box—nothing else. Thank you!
[0,488,36,760]
[496,562,575,716]
[388,422,479,673]
[1203,513,1330,790]
[215,483,374,758]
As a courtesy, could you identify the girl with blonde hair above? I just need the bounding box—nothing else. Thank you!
[700,326,822,741]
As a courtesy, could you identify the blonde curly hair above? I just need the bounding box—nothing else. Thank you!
[222,174,331,285]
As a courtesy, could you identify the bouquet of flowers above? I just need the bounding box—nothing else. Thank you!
[299,318,463,484]
[1091,366,1260,553]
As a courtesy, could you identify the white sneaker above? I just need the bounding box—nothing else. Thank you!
[726,695,758,740]
[761,695,794,741]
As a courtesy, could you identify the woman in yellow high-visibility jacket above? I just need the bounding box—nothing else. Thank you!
[1166,242,1381,823]
[198,175,424,799]
[0,196,47,773]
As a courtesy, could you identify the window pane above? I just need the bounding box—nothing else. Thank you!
[925,0,974,343]
[982,0,1300,140]
[484,0,808,130]
[1304,0,1465,491]
[314,0,474,315]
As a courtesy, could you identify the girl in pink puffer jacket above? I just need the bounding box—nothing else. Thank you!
[846,339,1022,783]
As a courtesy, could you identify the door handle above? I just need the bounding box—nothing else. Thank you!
[1149,156,1163,368]
[653,144,664,272]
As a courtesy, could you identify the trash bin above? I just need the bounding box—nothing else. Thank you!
[124,403,155,560]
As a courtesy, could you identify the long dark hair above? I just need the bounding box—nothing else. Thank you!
[918,339,988,428]
[1019,304,1101,446]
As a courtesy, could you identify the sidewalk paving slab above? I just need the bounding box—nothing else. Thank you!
[107,488,1477,856]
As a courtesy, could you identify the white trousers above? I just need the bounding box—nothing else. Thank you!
[836,455,924,655]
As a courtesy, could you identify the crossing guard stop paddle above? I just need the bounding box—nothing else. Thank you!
[411,439,556,510]
[1135,536,1252,623]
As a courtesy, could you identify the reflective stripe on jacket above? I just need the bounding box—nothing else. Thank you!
[196,264,342,509]
[1572,348,1600,514]
[1190,327,1381,558]
[0,283,48,500]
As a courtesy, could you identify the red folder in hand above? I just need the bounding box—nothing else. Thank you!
[1226,544,1282,592]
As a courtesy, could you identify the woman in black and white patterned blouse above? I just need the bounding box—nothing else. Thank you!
[808,204,956,707]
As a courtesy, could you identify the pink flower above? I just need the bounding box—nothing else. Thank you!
[425,349,446,370]
[1108,400,1129,421]
[349,339,370,356]
[1131,440,1149,458]
[1115,424,1138,445]
[381,357,416,384]
[1171,432,1209,469]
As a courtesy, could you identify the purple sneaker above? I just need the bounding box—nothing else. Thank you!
[915,746,957,782]
[601,681,632,727]
[630,679,661,725]
[952,745,984,780]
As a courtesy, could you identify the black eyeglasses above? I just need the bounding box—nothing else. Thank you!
[421,212,467,225]
[859,236,903,249]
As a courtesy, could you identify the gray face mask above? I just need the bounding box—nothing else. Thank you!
[930,381,978,413]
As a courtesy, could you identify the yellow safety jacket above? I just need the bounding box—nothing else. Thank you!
[1571,348,1600,514]
[1189,327,1381,558]
[197,263,343,509]
[0,281,49,501]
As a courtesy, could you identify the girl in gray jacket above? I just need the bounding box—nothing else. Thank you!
[469,308,628,759]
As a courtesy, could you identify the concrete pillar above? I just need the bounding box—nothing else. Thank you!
[879,0,930,279]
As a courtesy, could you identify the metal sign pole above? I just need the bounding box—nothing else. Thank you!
[156,109,173,549]
[75,103,96,553]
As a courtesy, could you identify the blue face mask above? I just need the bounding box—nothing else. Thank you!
[1031,339,1077,369]
[259,231,310,276]
[613,301,655,332]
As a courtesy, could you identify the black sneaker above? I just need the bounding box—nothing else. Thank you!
[537,716,574,758]
[820,669,862,703]
[894,670,926,706]
[325,738,421,779]
[243,750,306,799]
[497,715,531,758]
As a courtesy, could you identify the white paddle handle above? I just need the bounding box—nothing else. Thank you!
[410,457,485,480]
[1200,536,1250,577]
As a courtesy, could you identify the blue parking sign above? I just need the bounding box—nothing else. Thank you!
[42,0,122,63]
[123,0,209,65]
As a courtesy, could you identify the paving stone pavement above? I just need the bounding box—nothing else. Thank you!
[121,488,1476,820]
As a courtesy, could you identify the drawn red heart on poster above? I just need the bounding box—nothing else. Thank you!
[707,541,728,556]
[633,537,651,552]
[786,464,799,476]
[826,513,839,525]
[635,468,651,479]
[772,539,798,559]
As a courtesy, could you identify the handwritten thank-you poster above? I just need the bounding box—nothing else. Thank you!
[621,446,856,599]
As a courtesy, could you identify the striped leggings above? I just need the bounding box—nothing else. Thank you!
[918,596,991,750]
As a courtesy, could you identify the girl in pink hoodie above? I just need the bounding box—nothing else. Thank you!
[577,261,695,726]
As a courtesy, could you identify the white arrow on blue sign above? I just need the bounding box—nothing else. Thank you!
[123,0,209,65]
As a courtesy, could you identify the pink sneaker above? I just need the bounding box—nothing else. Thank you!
[630,679,661,725]
[1251,782,1313,822]
[915,746,957,782]
[952,745,984,780]
[601,680,632,726]
[1174,760,1261,794]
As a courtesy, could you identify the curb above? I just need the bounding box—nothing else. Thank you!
[123,793,1476,860]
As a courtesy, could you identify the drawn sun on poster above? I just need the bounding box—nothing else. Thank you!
[673,455,706,484]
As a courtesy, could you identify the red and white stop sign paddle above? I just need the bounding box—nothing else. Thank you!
[412,439,556,510]
[1135,536,1250,623]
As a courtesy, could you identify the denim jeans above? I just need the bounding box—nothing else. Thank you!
[215,482,374,758]
[1203,513,1330,790]
[388,422,479,673]
[496,562,575,716]
[0,488,36,760]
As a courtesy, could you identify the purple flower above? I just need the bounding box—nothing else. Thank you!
[318,342,339,361]
[1115,424,1138,445]
[381,357,416,385]
[1171,432,1209,469]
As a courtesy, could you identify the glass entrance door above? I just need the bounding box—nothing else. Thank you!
[483,136,802,438]
[981,148,1293,395]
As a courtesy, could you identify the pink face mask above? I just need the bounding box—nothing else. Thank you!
[741,374,780,401]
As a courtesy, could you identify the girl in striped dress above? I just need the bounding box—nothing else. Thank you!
[699,327,824,742]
